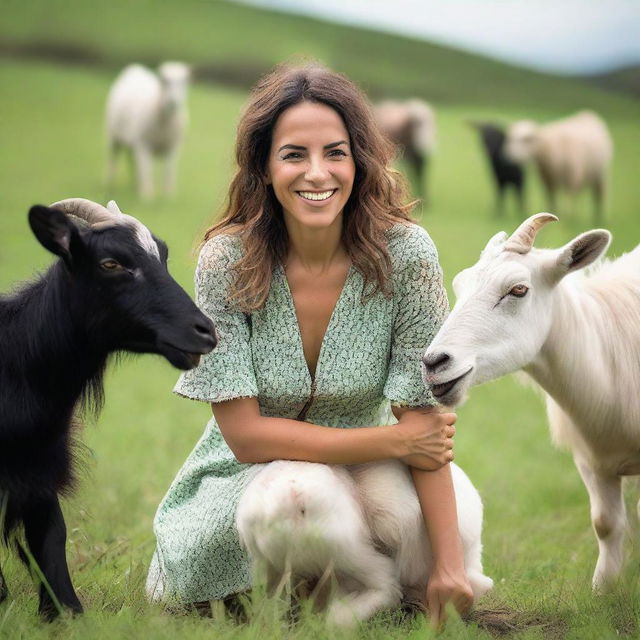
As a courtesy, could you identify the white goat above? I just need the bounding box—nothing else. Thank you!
[237,459,493,626]
[105,62,190,199]
[375,99,436,202]
[505,111,613,222]
[423,212,640,591]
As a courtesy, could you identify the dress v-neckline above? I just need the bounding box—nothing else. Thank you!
[278,263,355,385]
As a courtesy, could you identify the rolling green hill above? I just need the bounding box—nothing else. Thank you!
[1,0,637,118]
[590,64,640,98]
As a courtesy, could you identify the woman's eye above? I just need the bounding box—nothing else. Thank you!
[282,152,303,160]
[328,149,347,158]
[508,284,529,297]
[100,259,122,271]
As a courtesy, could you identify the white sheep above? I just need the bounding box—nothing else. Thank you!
[236,459,493,626]
[423,213,640,591]
[375,99,436,202]
[105,62,191,199]
[505,111,613,222]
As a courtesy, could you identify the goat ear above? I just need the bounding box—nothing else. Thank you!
[553,230,611,278]
[481,231,507,257]
[28,205,80,263]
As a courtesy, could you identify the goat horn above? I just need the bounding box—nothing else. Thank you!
[49,198,116,228]
[504,212,558,254]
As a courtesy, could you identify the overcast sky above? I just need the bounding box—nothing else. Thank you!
[235,0,640,75]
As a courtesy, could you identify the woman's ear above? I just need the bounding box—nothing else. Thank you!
[263,171,272,185]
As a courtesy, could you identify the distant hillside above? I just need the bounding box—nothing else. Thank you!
[1,0,637,117]
[588,65,640,98]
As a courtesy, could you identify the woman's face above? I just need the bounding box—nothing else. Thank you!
[266,101,356,233]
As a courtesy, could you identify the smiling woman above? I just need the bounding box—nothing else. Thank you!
[146,62,483,627]
[266,101,355,234]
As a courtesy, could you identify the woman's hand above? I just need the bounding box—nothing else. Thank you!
[394,408,456,471]
[426,563,474,629]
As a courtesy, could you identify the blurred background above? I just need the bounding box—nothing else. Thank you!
[1,0,639,636]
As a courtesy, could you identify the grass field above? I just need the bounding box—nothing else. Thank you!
[1,3,640,638]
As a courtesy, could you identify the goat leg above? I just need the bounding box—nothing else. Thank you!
[22,495,83,620]
[0,564,7,603]
[133,143,154,200]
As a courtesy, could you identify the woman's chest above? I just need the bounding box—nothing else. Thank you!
[248,270,394,411]
[286,267,350,376]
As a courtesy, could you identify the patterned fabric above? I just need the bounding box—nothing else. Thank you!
[147,222,449,604]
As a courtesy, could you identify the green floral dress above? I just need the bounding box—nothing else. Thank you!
[146,222,448,604]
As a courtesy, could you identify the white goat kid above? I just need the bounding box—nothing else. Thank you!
[106,62,190,199]
[237,459,493,626]
[423,213,640,590]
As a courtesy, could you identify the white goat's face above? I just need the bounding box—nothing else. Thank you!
[504,120,538,164]
[158,62,190,109]
[423,218,611,407]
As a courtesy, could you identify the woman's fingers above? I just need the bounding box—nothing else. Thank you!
[428,593,444,629]
[454,592,474,616]
[441,412,457,425]
[429,591,473,629]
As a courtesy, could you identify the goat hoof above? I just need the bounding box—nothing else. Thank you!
[39,603,61,622]
[39,599,83,621]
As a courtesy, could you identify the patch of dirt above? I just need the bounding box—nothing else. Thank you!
[466,606,567,638]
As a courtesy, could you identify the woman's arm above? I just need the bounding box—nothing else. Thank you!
[393,405,472,627]
[410,453,473,628]
[212,397,456,469]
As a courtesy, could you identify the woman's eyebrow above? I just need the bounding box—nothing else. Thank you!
[277,140,349,153]
[278,144,306,152]
[325,140,348,149]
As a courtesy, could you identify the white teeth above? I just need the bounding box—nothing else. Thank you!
[298,190,335,201]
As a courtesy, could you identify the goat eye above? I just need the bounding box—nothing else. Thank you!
[100,259,122,271]
[509,284,529,297]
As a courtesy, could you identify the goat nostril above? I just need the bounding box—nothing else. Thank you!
[423,352,450,371]
[195,319,216,340]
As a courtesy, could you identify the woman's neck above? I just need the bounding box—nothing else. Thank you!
[284,217,347,274]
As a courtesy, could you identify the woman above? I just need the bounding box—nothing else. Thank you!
[147,63,472,626]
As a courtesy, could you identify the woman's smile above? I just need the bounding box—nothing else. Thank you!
[296,188,338,203]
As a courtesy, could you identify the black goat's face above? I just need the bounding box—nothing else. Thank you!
[29,205,216,370]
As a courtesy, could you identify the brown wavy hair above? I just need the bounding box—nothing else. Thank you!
[204,62,417,311]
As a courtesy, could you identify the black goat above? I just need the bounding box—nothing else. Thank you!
[0,198,216,619]
[469,121,525,216]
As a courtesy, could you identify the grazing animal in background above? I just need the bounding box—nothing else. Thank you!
[375,99,436,204]
[237,459,492,626]
[469,121,525,216]
[106,62,191,199]
[505,111,612,222]
[0,198,216,619]
[423,212,640,591]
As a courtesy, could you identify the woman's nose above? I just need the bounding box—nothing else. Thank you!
[304,158,330,183]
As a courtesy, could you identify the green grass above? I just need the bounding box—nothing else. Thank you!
[1,27,640,640]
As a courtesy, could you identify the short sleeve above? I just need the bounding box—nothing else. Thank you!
[173,235,259,403]
[383,224,449,407]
